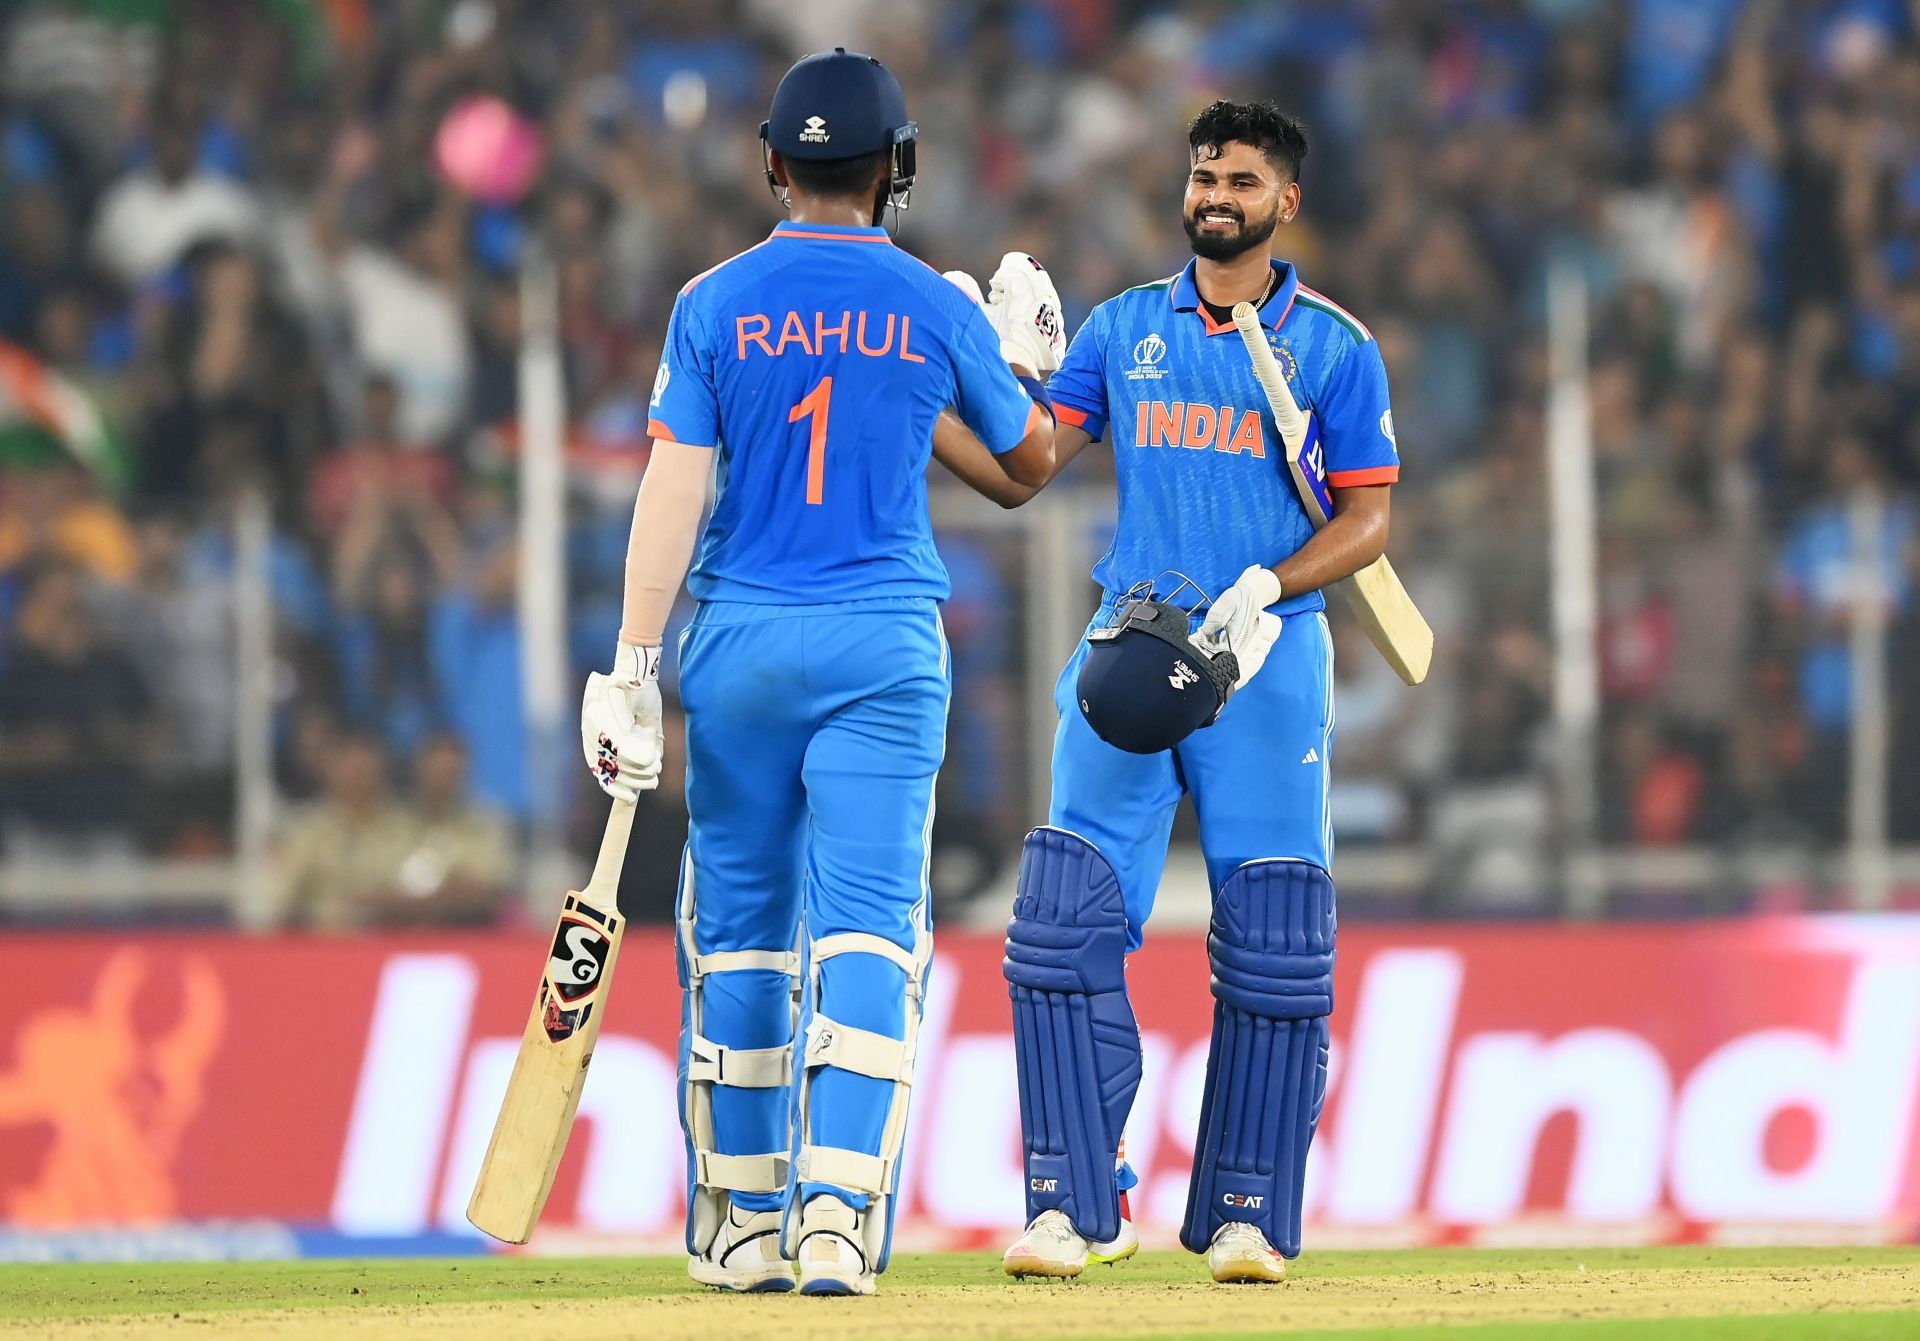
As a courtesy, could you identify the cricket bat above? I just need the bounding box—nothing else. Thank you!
[1232,301,1433,685]
[467,796,637,1243]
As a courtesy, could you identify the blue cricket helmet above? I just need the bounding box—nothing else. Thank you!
[760,48,918,210]
[1077,578,1241,755]
[762,48,914,159]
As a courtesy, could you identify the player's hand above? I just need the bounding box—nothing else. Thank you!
[581,641,663,802]
[943,269,985,305]
[1198,565,1284,690]
[985,251,1066,373]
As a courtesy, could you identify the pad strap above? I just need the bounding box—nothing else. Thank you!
[694,1150,789,1194]
[689,949,800,980]
[795,1145,892,1194]
[812,932,920,983]
[805,1015,912,1081]
[687,1035,791,1088]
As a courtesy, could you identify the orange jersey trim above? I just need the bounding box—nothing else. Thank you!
[1196,305,1234,336]
[773,229,893,243]
[1052,400,1091,428]
[681,240,772,296]
[647,418,677,442]
[1327,465,1399,488]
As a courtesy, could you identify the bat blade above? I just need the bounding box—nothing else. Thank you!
[1231,302,1434,685]
[466,799,637,1244]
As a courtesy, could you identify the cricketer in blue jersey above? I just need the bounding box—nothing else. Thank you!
[580,50,1058,1297]
[937,100,1401,1284]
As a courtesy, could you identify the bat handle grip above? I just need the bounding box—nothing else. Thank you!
[583,798,638,902]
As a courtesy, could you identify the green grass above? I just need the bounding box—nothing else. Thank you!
[3,1246,1916,1338]
[1245,1318,1920,1341]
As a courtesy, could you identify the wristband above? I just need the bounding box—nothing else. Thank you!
[614,640,662,683]
[1015,373,1055,424]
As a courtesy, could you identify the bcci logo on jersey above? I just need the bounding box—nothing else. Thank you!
[1268,334,1299,384]
[1126,333,1170,382]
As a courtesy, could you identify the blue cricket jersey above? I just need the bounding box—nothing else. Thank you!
[1048,258,1399,616]
[648,220,1041,605]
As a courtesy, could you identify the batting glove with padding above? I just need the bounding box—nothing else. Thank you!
[943,269,985,305]
[1197,565,1284,691]
[985,251,1066,373]
[580,641,663,802]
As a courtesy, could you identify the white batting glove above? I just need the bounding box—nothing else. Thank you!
[943,269,985,305]
[1198,565,1284,690]
[985,251,1066,373]
[581,641,663,802]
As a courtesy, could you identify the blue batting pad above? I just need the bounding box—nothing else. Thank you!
[1180,859,1335,1258]
[1003,826,1142,1243]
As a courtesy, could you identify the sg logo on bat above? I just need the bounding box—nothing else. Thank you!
[540,896,620,1041]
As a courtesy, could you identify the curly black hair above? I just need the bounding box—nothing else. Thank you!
[1188,100,1309,183]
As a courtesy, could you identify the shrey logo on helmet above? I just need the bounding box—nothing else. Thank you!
[1078,575,1240,754]
[799,115,830,144]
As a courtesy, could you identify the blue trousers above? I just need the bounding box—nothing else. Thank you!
[676,597,947,1215]
[1045,600,1335,1207]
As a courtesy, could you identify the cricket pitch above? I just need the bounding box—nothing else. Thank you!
[6,1246,1919,1340]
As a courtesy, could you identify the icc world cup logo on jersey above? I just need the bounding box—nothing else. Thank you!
[1126,333,1170,382]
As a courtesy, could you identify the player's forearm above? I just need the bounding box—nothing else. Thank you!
[1269,488,1390,596]
[620,439,712,645]
[932,411,1044,508]
[934,412,1093,507]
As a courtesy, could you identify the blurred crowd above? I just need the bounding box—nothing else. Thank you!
[2,0,1919,926]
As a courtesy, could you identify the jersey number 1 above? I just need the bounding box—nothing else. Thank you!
[789,375,832,506]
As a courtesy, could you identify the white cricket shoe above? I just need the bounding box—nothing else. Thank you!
[1207,1221,1288,1284]
[795,1195,876,1296]
[1089,1192,1140,1265]
[1002,1208,1090,1278]
[688,1205,793,1292]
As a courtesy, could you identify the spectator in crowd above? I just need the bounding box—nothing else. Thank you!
[269,727,421,931]
[395,731,515,927]
[89,98,260,288]
[0,557,154,858]
[1773,436,1914,842]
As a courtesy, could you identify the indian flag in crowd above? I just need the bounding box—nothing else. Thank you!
[0,340,131,490]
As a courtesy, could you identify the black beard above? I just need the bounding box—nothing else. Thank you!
[1183,205,1279,261]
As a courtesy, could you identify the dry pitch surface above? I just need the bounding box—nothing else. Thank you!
[5,1247,1919,1340]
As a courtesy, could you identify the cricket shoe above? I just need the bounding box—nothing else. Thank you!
[1089,1192,1139,1265]
[795,1195,876,1296]
[1003,1209,1087,1278]
[687,1205,793,1292]
[1004,1195,1138,1279]
[1207,1221,1288,1284]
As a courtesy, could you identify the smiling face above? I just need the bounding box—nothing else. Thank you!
[1182,140,1299,262]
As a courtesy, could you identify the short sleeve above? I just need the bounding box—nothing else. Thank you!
[1046,305,1109,441]
[648,292,720,447]
[1318,339,1399,488]
[949,301,1042,456]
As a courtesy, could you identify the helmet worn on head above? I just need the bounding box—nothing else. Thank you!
[760,48,918,211]
[1076,577,1240,755]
